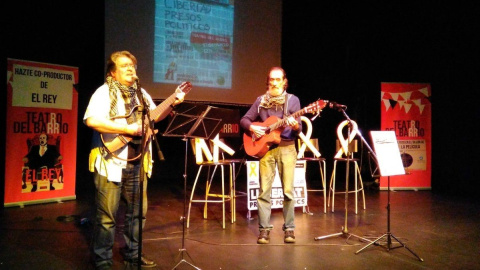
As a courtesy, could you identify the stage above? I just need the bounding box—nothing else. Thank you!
[1,173,479,270]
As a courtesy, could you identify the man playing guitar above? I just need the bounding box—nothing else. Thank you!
[84,51,189,269]
[240,67,301,245]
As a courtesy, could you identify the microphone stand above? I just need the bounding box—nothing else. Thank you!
[314,107,372,243]
[134,79,149,270]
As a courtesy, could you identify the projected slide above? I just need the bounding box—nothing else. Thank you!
[106,0,281,103]
[154,0,234,89]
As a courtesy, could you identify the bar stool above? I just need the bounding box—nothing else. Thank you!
[297,138,327,214]
[327,120,366,214]
[186,138,239,229]
[296,116,327,214]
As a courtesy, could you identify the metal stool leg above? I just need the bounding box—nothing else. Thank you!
[354,161,358,214]
[229,163,235,223]
[328,160,338,212]
[187,165,204,228]
[357,162,366,210]
[320,159,327,213]
[203,165,219,219]
[329,159,366,214]
[189,163,232,229]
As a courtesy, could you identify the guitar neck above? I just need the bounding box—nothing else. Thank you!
[149,92,177,121]
[268,108,307,131]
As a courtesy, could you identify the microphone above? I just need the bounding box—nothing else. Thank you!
[133,75,141,92]
[329,101,347,111]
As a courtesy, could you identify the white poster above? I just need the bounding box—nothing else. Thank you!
[370,131,405,177]
[246,160,307,211]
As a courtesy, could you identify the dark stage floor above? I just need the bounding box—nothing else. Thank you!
[1,173,479,270]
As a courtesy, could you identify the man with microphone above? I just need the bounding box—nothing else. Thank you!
[84,51,186,269]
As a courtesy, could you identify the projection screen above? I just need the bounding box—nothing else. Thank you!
[105,0,282,105]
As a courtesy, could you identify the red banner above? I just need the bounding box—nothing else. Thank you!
[4,59,78,206]
[380,82,432,190]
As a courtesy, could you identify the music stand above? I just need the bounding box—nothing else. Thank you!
[355,131,423,261]
[163,104,227,270]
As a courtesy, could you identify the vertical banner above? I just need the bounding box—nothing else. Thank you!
[5,59,78,207]
[247,161,308,211]
[380,82,431,190]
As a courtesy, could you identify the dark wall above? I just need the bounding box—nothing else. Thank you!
[3,2,480,204]
[281,2,480,198]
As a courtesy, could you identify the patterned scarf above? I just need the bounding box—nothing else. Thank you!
[259,90,287,110]
[107,76,139,119]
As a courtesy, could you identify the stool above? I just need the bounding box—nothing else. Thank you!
[328,157,366,214]
[327,139,366,214]
[187,138,241,229]
[297,138,327,214]
[187,160,236,229]
[328,120,366,214]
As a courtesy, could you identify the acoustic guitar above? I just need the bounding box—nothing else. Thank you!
[101,81,192,160]
[243,99,327,158]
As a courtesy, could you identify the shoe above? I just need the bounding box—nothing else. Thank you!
[124,254,157,268]
[257,230,270,244]
[31,185,37,192]
[284,230,295,243]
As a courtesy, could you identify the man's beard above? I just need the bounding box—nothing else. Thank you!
[268,84,284,95]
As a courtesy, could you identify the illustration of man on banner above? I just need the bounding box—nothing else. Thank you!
[22,133,63,192]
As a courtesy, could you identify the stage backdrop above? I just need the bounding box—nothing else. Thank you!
[380,82,432,190]
[4,59,78,207]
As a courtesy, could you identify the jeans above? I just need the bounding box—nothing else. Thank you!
[92,163,148,268]
[257,143,297,231]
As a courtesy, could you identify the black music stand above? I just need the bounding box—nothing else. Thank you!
[355,131,423,261]
[163,104,227,270]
